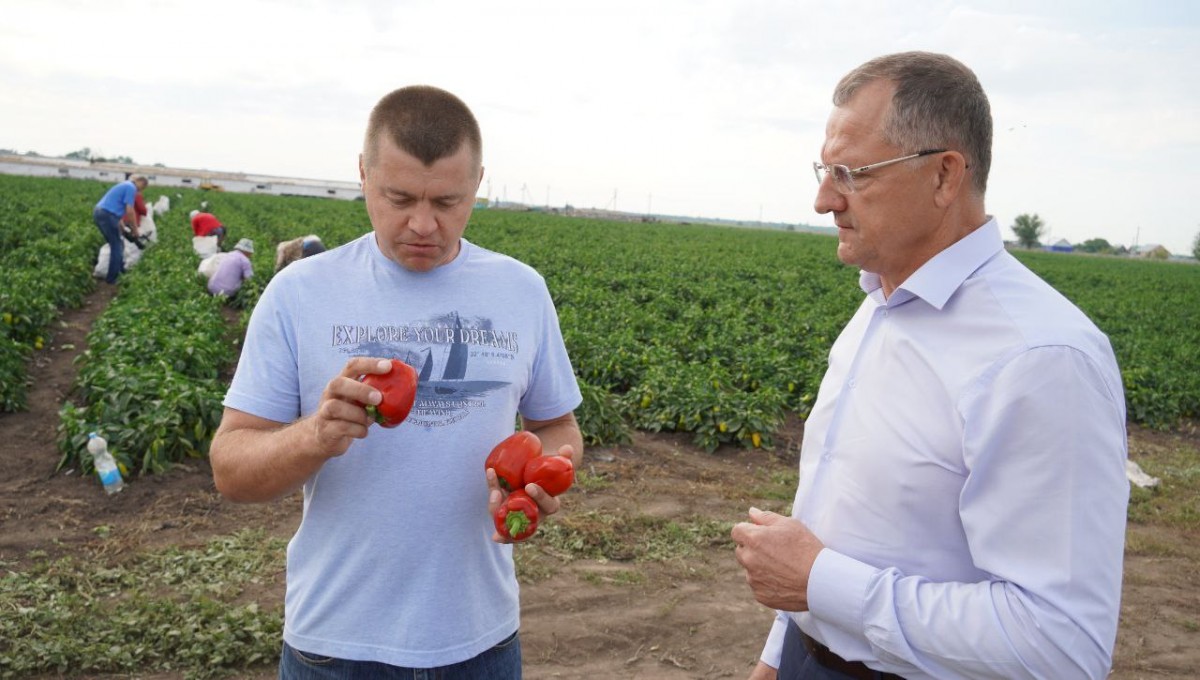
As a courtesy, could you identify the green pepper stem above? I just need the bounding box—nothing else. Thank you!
[365,404,386,425]
[506,510,532,537]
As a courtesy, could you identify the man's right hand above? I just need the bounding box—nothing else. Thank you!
[732,507,824,612]
[210,356,395,502]
[309,356,393,458]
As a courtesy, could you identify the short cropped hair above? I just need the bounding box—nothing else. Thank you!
[131,175,148,188]
[362,85,482,169]
[834,51,992,196]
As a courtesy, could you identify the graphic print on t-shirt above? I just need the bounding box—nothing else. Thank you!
[331,311,517,427]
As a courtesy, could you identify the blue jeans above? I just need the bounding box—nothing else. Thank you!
[92,207,124,283]
[278,631,522,680]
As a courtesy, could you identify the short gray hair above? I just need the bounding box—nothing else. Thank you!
[834,51,992,196]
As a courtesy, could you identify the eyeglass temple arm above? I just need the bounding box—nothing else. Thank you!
[852,148,947,174]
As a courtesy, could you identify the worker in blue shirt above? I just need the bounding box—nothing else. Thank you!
[93,175,148,284]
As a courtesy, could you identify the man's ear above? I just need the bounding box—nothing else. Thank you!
[359,153,367,185]
[932,151,969,209]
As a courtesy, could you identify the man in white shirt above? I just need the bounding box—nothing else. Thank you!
[732,52,1128,680]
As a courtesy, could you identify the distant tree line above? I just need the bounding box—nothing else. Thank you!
[1075,238,1126,256]
[63,147,135,164]
[0,147,136,164]
[1008,213,1186,257]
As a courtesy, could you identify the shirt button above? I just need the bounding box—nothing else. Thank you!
[848,379,857,389]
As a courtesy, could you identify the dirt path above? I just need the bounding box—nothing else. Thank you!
[2,286,1198,679]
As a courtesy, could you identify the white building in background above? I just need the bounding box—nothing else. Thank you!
[0,154,363,201]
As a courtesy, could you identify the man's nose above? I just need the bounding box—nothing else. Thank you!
[813,177,846,216]
[407,203,437,235]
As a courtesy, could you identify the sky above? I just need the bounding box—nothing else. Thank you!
[2,0,1198,255]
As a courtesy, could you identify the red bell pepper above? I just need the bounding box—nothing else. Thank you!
[524,455,575,496]
[485,430,541,491]
[360,359,418,428]
[495,489,540,541]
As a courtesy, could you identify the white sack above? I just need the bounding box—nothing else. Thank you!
[152,195,170,215]
[93,241,144,278]
[197,252,231,280]
[139,213,159,244]
[192,235,220,258]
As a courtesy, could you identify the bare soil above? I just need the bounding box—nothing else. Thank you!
[2,286,1197,679]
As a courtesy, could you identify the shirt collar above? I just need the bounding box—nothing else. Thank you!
[858,216,1003,309]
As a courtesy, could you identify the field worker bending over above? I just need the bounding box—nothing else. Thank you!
[92,175,147,284]
[133,188,147,228]
[209,85,583,679]
[190,209,227,249]
[732,51,1128,680]
[274,234,326,272]
[207,238,255,298]
[121,185,153,250]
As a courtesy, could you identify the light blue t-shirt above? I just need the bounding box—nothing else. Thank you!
[223,234,582,668]
[95,180,137,217]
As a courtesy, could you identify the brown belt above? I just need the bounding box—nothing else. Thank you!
[800,631,904,680]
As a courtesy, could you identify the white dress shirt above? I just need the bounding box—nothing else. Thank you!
[761,218,1129,679]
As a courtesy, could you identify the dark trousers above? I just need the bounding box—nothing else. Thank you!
[779,620,900,680]
[93,207,124,284]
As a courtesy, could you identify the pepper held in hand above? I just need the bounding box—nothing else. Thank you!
[360,359,418,428]
[524,455,574,496]
[485,430,541,491]
[495,489,539,541]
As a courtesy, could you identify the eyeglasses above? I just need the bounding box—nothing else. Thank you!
[813,149,946,194]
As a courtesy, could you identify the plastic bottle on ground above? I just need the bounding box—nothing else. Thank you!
[87,432,124,495]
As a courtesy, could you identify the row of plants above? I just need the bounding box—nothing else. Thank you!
[475,213,860,450]
[55,253,235,476]
[459,212,1200,446]
[0,176,111,411]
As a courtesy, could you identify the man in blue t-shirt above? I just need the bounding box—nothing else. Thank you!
[209,86,584,679]
[93,175,147,284]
